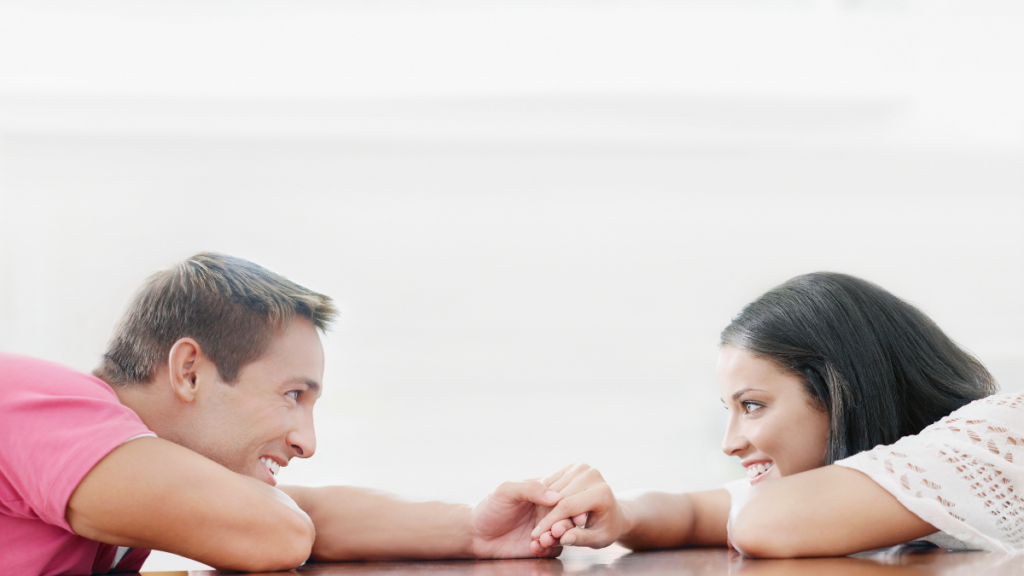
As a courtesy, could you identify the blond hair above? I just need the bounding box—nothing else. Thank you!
[96,253,337,385]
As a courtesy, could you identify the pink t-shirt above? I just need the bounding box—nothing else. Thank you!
[0,352,154,575]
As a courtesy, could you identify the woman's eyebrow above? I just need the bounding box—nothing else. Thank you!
[731,388,766,401]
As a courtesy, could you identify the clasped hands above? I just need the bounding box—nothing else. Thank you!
[470,463,629,559]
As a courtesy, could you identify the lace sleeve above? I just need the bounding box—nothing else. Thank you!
[836,393,1024,554]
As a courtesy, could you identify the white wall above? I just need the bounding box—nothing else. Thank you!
[1,0,1022,570]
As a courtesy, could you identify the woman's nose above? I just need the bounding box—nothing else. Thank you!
[721,416,748,457]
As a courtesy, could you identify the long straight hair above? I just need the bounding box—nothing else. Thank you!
[720,273,997,464]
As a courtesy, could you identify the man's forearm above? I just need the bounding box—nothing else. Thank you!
[281,485,474,561]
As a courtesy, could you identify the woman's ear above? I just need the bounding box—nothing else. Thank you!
[167,338,203,403]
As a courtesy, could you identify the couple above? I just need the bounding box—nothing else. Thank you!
[1,253,1020,575]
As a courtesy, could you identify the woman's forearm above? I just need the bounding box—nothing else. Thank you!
[618,489,730,550]
[729,466,935,557]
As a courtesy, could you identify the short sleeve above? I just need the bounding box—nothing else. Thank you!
[836,393,1024,555]
[722,478,755,554]
[0,353,154,532]
[722,478,753,515]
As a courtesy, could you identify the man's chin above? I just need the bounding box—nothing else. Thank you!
[254,463,277,486]
[224,462,278,486]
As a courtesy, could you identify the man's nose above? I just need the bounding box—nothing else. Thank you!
[287,411,317,459]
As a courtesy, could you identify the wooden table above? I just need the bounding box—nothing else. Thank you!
[141,544,1024,576]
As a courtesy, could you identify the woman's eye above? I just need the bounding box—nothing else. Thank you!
[742,401,764,414]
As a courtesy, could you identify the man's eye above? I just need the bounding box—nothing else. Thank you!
[742,401,764,414]
[287,390,301,400]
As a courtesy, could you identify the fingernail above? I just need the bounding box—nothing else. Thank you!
[561,534,575,546]
[544,490,560,501]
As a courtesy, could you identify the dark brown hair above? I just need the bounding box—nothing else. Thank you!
[721,272,997,464]
[96,252,337,385]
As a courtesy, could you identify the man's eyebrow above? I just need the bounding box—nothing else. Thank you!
[284,378,321,398]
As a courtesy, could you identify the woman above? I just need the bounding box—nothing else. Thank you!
[528,273,1022,557]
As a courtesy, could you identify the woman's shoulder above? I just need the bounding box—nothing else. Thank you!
[950,391,1024,414]
[836,391,1024,554]
[846,390,1024,475]
[923,391,1024,438]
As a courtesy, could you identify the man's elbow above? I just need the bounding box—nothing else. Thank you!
[219,511,315,571]
[268,512,316,570]
[282,518,316,568]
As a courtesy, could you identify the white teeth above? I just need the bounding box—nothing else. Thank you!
[746,461,774,478]
[259,457,281,476]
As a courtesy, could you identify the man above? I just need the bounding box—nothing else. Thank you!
[0,253,588,575]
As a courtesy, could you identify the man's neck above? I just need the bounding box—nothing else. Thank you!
[110,377,179,441]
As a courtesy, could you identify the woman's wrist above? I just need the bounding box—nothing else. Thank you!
[617,499,639,544]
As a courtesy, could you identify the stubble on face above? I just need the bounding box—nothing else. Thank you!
[180,318,325,485]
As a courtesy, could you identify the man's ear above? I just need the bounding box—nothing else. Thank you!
[167,338,204,403]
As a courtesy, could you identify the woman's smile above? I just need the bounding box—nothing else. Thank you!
[718,345,830,483]
[743,460,776,484]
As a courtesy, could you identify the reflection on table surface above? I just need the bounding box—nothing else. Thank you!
[141,544,1024,576]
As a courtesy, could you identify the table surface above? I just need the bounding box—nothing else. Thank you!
[139,544,1024,576]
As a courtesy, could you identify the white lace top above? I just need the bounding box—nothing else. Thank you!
[836,392,1024,554]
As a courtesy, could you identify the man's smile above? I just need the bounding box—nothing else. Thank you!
[259,456,286,485]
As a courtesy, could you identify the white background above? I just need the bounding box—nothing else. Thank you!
[1,0,1022,571]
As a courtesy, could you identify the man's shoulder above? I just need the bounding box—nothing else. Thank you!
[0,352,153,557]
[0,350,93,376]
[0,351,117,402]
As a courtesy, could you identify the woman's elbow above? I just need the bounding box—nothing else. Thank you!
[729,508,802,558]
